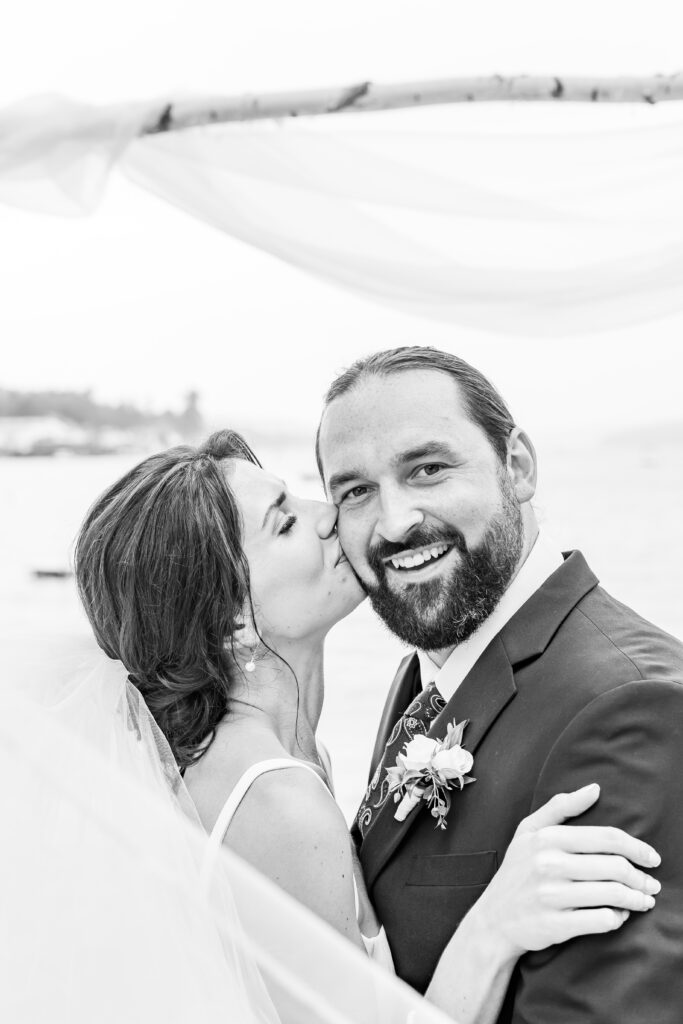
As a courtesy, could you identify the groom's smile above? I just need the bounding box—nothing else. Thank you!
[385,541,453,573]
[372,529,468,589]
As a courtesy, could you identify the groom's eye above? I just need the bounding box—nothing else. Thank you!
[340,485,369,505]
[415,463,445,478]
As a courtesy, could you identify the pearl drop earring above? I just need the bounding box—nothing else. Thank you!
[245,642,258,673]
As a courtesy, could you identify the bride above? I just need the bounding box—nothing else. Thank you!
[27,428,658,1024]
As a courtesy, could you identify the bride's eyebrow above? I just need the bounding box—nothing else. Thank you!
[261,490,287,530]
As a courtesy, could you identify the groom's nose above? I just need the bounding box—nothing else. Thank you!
[375,489,424,544]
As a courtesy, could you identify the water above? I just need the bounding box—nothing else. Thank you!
[1,431,681,820]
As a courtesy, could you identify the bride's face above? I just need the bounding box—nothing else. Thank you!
[227,460,364,644]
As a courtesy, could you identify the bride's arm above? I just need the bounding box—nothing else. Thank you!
[225,768,367,951]
[425,784,661,1024]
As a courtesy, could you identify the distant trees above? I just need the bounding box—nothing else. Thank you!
[0,388,205,440]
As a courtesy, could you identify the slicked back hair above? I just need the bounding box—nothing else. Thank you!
[315,346,516,477]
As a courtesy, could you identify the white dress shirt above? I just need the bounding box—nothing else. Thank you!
[417,532,564,701]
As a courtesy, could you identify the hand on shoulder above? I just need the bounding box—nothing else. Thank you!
[467,783,661,960]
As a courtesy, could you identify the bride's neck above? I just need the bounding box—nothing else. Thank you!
[227,639,325,760]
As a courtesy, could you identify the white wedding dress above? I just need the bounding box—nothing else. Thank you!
[202,756,396,969]
[0,634,449,1024]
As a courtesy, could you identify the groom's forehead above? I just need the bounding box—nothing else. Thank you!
[318,374,477,478]
[321,371,465,434]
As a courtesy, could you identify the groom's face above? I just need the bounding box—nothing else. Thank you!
[318,369,525,651]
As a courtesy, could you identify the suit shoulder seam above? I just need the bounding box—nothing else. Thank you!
[575,605,645,679]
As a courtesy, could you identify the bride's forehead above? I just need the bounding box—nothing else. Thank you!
[228,460,285,513]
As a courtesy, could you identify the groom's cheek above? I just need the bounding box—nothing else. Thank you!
[336,518,364,568]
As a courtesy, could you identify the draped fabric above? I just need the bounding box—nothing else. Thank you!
[0,632,451,1024]
[0,95,150,215]
[2,93,683,333]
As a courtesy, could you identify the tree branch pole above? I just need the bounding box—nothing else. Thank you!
[142,73,683,134]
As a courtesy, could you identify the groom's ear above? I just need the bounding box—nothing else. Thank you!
[505,427,537,504]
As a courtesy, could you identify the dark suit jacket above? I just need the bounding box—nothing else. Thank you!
[356,551,683,1023]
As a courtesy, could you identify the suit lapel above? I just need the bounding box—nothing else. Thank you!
[360,635,516,889]
[359,550,600,890]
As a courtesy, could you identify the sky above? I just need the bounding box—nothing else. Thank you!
[2,0,683,437]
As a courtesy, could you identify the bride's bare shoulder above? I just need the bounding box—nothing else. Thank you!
[183,722,285,833]
[185,722,343,840]
[234,760,347,842]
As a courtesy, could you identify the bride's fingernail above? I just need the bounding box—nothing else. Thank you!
[648,849,662,867]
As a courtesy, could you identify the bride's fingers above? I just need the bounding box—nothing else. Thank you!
[536,825,660,867]
[560,853,661,893]
[550,881,656,912]
[515,784,601,834]
[559,907,631,941]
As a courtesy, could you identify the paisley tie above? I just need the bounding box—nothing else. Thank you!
[356,680,446,840]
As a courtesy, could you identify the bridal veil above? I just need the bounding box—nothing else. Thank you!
[0,633,452,1024]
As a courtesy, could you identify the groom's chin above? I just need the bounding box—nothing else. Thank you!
[367,588,443,645]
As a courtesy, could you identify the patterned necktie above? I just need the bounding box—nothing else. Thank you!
[356,680,446,840]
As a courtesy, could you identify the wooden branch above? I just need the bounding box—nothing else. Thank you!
[142,73,683,134]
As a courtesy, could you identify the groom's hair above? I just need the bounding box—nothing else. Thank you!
[315,346,516,477]
[74,429,260,771]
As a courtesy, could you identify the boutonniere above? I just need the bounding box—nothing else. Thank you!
[385,720,475,830]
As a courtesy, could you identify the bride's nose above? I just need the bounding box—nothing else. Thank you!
[313,501,339,539]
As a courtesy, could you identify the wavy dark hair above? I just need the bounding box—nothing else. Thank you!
[74,429,260,770]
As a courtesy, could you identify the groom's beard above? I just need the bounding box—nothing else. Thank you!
[360,476,524,652]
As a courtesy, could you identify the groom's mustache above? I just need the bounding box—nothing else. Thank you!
[366,526,468,580]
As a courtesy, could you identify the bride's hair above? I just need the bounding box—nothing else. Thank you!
[74,429,261,770]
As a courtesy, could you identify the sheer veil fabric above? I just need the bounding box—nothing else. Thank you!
[3,93,683,333]
[0,634,452,1024]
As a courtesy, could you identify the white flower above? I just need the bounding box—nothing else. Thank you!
[401,735,439,770]
[383,718,475,830]
[431,745,474,778]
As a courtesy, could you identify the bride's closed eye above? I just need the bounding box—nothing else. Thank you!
[278,515,297,536]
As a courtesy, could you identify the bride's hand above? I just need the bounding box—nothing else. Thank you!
[473,782,661,960]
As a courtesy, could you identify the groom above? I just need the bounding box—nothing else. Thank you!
[316,346,683,1023]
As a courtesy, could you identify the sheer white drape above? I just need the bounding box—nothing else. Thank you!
[2,93,683,333]
[0,633,451,1024]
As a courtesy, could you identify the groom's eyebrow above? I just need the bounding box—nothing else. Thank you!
[327,470,363,494]
[261,490,287,529]
[397,442,457,464]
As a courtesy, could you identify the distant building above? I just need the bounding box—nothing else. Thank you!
[176,391,204,443]
[0,415,88,455]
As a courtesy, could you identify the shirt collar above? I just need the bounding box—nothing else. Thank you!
[417,532,564,700]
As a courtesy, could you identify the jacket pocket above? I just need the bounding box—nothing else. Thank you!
[406,851,498,888]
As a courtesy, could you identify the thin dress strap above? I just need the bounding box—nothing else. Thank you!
[201,758,327,885]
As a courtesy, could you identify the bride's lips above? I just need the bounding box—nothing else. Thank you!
[334,544,349,567]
